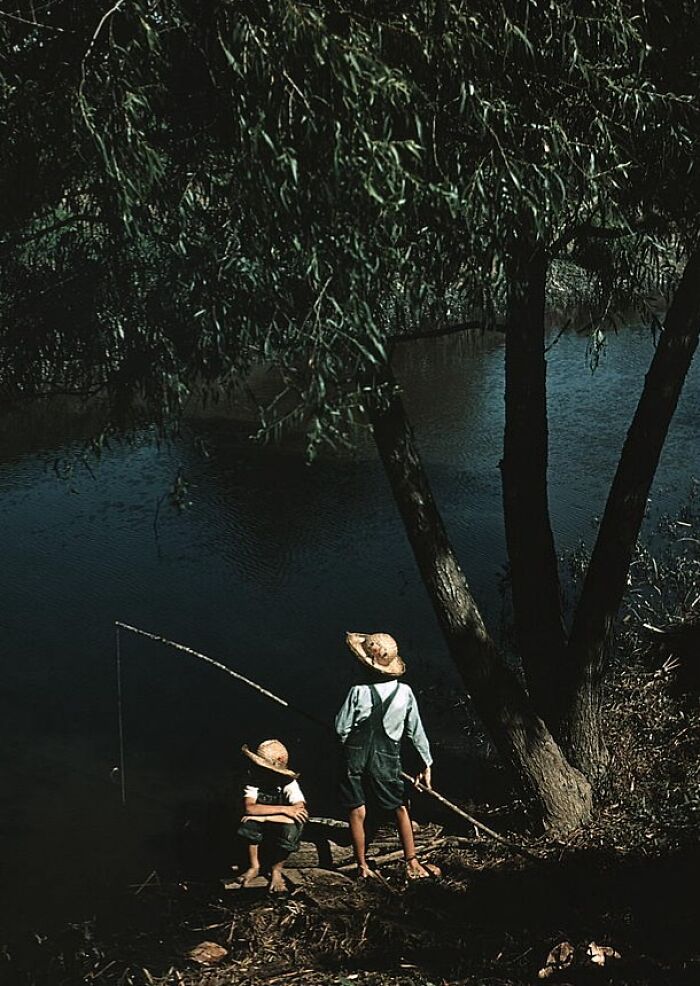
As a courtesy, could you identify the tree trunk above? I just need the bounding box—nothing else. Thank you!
[563,247,700,778]
[502,251,567,717]
[560,658,610,785]
[367,373,592,836]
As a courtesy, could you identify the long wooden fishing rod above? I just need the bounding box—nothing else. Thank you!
[115,620,541,862]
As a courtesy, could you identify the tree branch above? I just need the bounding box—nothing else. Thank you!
[501,251,567,714]
[0,214,103,256]
[390,320,505,345]
[0,10,65,34]
[552,216,660,255]
[368,367,591,834]
[564,246,700,762]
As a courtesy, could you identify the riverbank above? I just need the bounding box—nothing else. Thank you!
[4,650,698,986]
[7,846,697,986]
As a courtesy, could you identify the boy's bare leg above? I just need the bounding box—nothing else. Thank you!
[349,804,374,878]
[240,843,261,885]
[395,805,431,878]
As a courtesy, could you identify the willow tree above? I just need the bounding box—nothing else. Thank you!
[2,1,699,833]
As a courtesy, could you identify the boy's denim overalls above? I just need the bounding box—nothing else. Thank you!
[339,682,404,811]
[237,784,304,856]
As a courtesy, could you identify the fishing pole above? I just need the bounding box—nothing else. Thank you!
[114,620,541,862]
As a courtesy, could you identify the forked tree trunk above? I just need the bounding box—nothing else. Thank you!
[563,247,700,779]
[368,374,592,836]
[502,251,567,718]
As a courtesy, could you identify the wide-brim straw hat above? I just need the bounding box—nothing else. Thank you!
[242,739,299,779]
[346,632,406,677]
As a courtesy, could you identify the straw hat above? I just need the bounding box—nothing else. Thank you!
[242,739,299,779]
[346,632,406,677]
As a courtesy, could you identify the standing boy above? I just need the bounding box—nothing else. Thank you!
[335,631,438,880]
[236,739,308,893]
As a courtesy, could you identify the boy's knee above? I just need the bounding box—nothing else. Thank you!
[277,821,304,853]
[237,819,264,844]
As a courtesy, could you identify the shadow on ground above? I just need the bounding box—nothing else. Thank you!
[4,837,697,985]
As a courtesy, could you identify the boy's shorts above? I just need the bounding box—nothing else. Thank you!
[339,745,404,811]
[237,817,303,854]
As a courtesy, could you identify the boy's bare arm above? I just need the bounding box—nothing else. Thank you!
[243,798,309,822]
[414,764,432,789]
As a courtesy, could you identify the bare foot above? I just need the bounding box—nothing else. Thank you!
[405,857,437,880]
[239,866,261,887]
[268,870,287,894]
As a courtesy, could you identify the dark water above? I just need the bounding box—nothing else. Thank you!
[1,328,699,935]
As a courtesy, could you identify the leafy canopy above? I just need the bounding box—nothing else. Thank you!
[1,1,697,452]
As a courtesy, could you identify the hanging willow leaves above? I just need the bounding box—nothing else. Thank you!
[1,1,698,449]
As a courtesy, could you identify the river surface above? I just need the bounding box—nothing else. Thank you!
[1,328,699,936]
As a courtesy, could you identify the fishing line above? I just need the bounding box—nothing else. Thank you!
[115,624,127,806]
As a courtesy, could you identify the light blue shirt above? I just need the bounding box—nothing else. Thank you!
[335,682,433,767]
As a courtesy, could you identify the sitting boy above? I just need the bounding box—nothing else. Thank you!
[236,739,308,893]
[336,631,439,880]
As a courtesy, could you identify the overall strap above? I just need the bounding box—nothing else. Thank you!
[367,683,383,728]
[256,784,283,805]
[372,681,401,716]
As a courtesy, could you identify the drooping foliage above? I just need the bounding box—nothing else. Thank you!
[2,1,697,451]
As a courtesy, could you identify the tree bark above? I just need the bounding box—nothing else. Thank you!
[563,246,700,778]
[367,372,592,836]
[502,251,567,717]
